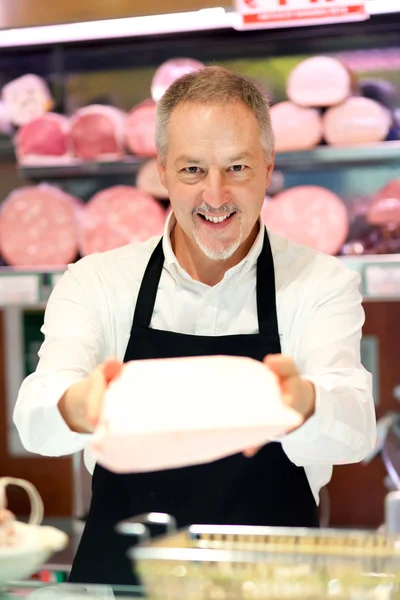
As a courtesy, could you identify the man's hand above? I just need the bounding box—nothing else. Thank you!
[243,354,315,458]
[58,357,123,434]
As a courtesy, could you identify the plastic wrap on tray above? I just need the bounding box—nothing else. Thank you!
[151,58,205,102]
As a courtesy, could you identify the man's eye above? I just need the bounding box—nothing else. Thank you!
[184,167,200,174]
[230,165,246,172]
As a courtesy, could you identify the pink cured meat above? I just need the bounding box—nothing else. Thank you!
[270,102,323,152]
[70,105,127,160]
[287,56,353,108]
[151,58,204,102]
[78,186,167,255]
[0,184,82,267]
[323,97,392,146]
[261,186,349,255]
[125,100,157,157]
[137,159,168,199]
[15,113,70,162]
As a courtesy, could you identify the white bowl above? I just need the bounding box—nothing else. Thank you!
[0,521,68,589]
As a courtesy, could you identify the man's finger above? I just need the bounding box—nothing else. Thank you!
[104,357,123,385]
[86,366,108,426]
[264,354,299,378]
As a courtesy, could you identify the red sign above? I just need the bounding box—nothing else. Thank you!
[234,0,368,30]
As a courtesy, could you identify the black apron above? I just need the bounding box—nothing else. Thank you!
[69,228,319,586]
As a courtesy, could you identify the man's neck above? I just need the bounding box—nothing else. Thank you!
[171,223,259,287]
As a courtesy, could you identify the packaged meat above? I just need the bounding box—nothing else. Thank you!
[70,105,127,161]
[1,74,53,127]
[261,186,349,255]
[125,100,157,157]
[270,101,323,152]
[287,56,354,108]
[0,184,83,267]
[151,58,205,102]
[323,97,392,146]
[14,113,71,164]
[137,158,168,199]
[91,355,302,474]
[78,185,167,255]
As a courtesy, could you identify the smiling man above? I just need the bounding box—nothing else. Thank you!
[14,66,376,586]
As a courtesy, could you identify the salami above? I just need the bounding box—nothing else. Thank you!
[261,186,349,255]
[15,113,70,163]
[1,74,53,127]
[287,56,353,108]
[125,100,157,157]
[70,105,127,160]
[323,97,392,146]
[78,185,167,255]
[151,58,204,102]
[0,184,82,267]
[137,159,168,199]
[270,101,323,152]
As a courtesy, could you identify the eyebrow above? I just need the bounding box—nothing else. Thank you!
[175,152,254,165]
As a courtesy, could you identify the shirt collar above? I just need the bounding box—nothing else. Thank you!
[161,210,265,285]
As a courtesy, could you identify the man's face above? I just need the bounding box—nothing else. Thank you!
[158,101,274,261]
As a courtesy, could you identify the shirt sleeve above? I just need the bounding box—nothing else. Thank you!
[13,258,106,457]
[280,267,377,466]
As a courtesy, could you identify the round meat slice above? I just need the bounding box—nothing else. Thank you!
[323,97,392,146]
[70,105,127,161]
[151,58,204,102]
[1,74,53,127]
[287,56,354,108]
[78,186,167,255]
[137,159,168,199]
[270,102,323,152]
[125,100,157,157]
[15,113,71,163]
[0,184,82,267]
[261,186,349,255]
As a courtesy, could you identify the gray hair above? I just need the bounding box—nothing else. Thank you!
[155,65,275,164]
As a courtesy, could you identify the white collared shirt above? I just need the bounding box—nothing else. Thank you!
[13,213,376,505]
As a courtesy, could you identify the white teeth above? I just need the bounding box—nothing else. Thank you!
[204,214,231,223]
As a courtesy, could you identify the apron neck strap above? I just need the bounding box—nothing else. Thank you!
[131,229,279,337]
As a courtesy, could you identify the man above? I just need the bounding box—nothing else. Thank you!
[14,66,376,585]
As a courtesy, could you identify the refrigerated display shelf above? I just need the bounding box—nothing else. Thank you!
[0,255,399,307]
[16,141,400,180]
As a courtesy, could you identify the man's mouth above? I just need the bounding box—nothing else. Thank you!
[197,211,236,223]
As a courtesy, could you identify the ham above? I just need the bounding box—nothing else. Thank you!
[78,185,167,255]
[287,56,353,108]
[0,184,82,267]
[70,105,127,161]
[270,101,323,152]
[14,113,70,163]
[125,100,157,157]
[323,97,392,146]
[261,186,349,255]
[1,74,53,127]
[151,58,205,102]
[137,158,168,199]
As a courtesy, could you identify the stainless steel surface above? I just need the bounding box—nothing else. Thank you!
[124,515,400,599]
